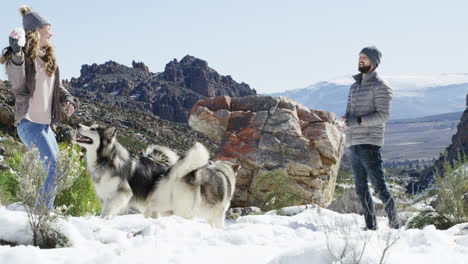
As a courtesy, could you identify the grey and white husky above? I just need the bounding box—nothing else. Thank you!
[149,143,240,228]
[75,123,181,219]
[75,124,239,227]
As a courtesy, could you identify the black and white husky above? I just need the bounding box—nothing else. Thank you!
[75,124,182,219]
[75,124,239,227]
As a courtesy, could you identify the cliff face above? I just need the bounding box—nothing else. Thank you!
[68,56,256,123]
[449,94,468,153]
[408,94,468,192]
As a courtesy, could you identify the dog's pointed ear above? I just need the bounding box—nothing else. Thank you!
[231,163,241,173]
[105,126,117,138]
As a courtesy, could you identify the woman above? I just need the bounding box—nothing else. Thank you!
[0,6,76,209]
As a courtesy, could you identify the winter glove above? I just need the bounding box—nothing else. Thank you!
[9,37,21,54]
[9,27,25,54]
[345,116,361,127]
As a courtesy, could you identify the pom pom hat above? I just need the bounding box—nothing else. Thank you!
[19,5,50,32]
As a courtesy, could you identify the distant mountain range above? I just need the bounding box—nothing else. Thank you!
[66,56,256,123]
[269,74,468,119]
[387,111,463,124]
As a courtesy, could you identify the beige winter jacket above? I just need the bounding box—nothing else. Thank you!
[6,52,75,126]
[344,71,393,147]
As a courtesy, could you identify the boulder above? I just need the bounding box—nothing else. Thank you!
[189,95,346,207]
[327,188,384,215]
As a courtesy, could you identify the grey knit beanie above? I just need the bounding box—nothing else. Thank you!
[19,6,50,32]
[360,46,382,68]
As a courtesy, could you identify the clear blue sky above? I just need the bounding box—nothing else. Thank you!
[1,0,467,93]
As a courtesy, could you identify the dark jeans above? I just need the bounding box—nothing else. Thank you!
[350,144,399,229]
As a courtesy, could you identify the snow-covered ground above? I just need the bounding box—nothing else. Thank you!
[0,205,467,264]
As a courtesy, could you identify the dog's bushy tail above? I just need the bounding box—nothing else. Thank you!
[169,142,210,181]
[143,145,180,166]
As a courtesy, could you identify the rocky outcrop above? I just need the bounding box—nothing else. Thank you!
[189,95,346,207]
[0,81,15,130]
[409,93,468,192]
[68,55,256,123]
[160,56,255,98]
[446,94,468,158]
[132,60,149,73]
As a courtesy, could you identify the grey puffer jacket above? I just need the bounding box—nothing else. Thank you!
[6,52,75,126]
[344,71,392,147]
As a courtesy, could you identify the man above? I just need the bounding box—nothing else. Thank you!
[342,46,400,230]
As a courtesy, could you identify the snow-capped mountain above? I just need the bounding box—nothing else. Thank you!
[269,74,468,119]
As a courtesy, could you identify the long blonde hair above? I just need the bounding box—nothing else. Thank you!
[1,29,57,77]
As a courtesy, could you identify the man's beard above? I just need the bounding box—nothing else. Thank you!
[358,64,372,73]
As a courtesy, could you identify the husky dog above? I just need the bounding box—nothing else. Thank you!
[75,124,180,219]
[150,143,240,228]
[75,123,239,227]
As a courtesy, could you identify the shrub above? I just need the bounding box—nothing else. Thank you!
[407,152,468,229]
[334,169,353,199]
[16,147,67,248]
[251,169,309,211]
[0,169,19,204]
[406,210,453,230]
[54,143,101,216]
[0,138,100,216]
[0,137,24,204]
[15,143,100,248]
[432,153,467,225]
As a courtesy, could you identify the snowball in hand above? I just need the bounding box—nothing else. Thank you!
[14,27,26,47]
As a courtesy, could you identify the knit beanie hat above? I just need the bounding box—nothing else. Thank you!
[19,6,50,32]
[360,46,382,68]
